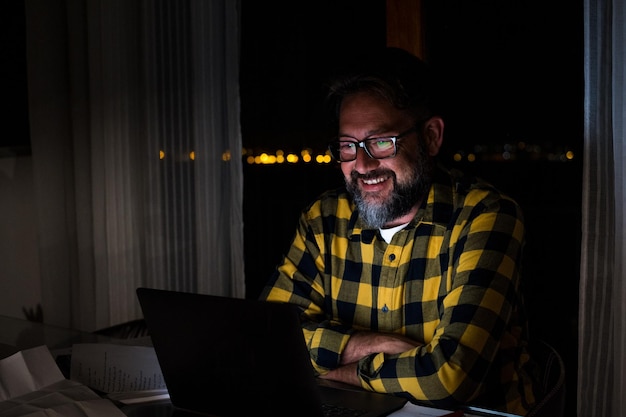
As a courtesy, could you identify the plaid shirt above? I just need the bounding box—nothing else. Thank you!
[261,163,536,415]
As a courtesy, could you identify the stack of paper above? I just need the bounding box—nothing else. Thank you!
[0,345,126,417]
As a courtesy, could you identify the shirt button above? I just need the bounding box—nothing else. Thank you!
[382,304,389,313]
[389,253,396,261]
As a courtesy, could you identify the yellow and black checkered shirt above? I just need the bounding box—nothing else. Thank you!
[261,164,536,415]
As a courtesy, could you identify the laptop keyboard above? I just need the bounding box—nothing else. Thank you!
[321,403,366,417]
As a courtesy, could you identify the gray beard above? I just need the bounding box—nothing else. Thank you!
[346,152,433,229]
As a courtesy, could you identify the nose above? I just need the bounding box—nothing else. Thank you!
[353,145,380,173]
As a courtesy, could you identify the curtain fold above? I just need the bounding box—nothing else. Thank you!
[611,0,626,411]
[25,0,243,331]
[579,0,626,415]
[189,0,244,297]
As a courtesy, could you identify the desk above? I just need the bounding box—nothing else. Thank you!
[0,315,111,358]
[0,317,519,417]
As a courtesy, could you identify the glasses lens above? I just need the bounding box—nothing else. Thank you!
[330,141,356,161]
[365,138,395,158]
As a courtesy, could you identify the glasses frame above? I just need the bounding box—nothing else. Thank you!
[328,126,418,162]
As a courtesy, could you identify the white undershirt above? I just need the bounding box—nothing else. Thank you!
[379,222,410,244]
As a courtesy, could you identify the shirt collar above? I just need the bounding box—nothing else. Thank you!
[348,162,455,241]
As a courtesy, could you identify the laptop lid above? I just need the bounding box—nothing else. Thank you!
[135,287,406,417]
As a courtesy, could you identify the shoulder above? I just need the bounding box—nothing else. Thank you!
[440,162,516,199]
[433,164,524,222]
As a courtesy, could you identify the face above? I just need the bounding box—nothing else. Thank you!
[338,92,443,228]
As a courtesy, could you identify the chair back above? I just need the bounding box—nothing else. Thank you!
[526,339,566,417]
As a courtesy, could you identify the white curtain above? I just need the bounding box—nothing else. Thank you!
[579,0,626,415]
[25,0,244,332]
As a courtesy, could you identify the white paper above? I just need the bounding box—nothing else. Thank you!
[389,402,462,417]
[0,380,126,417]
[107,389,170,405]
[0,346,64,401]
[389,402,521,417]
[70,344,167,393]
[0,346,126,417]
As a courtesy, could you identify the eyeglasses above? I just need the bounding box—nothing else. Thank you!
[328,126,418,162]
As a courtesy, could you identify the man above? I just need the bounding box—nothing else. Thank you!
[260,47,536,415]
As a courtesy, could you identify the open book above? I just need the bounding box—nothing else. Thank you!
[69,343,169,405]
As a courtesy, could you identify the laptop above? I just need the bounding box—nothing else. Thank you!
[131,287,408,417]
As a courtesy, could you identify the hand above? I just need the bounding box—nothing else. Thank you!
[340,331,420,365]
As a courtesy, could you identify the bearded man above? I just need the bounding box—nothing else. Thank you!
[260,47,537,416]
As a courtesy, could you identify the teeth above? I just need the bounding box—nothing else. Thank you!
[363,177,385,185]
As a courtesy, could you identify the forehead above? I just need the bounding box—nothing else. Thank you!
[339,92,411,132]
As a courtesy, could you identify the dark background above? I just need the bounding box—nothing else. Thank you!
[1,0,30,152]
[240,2,582,416]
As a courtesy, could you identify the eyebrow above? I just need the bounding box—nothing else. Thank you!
[337,129,397,140]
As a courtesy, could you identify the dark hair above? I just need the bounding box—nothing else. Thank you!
[325,47,442,127]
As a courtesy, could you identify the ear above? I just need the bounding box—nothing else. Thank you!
[423,116,444,156]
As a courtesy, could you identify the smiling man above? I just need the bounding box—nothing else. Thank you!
[260,47,538,415]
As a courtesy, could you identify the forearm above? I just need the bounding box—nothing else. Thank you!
[340,331,420,365]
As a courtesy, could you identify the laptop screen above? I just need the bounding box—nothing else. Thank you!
[136,287,324,416]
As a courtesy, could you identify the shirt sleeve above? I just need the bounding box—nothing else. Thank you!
[260,202,354,373]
